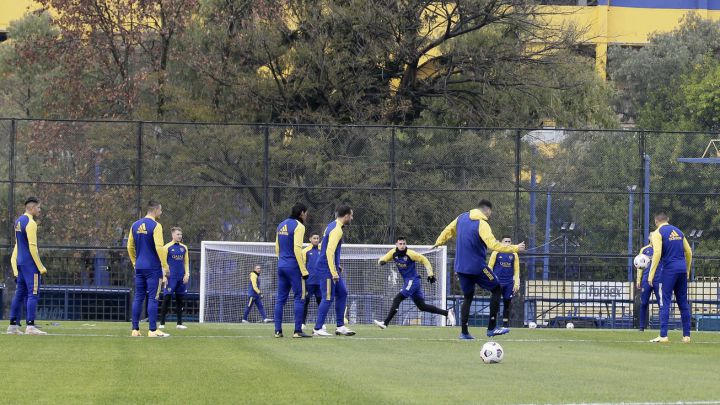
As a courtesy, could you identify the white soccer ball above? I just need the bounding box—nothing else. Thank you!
[566,322,575,329]
[528,322,537,329]
[480,341,504,364]
[633,254,651,270]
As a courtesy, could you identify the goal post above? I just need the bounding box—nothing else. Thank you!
[200,241,448,326]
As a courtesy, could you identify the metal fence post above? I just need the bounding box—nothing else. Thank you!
[136,121,143,217]
[262,125,270,242]
[389,127,397,243]
[8,119,16,244]
[514,129,521,242]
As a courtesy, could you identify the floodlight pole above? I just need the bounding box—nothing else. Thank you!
[643,155,651,244]
[627,185,637,282]
[542,183,554,280]
[528,145,537,280]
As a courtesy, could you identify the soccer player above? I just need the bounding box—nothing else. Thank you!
[373,237,455,329]
[159,227,189,330]
[6,197,48,336]
[302,234,323,329]
[434,199,525,339]
[274,203,312,338]
[487,236,520,328]
[313,205,356,337]
[648,212,692,343]
[127,200,170,338]
[635,237,661,332]
[242,265,272,323]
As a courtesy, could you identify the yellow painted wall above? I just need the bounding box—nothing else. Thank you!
[539,5,720,77]
[0,0,37,31]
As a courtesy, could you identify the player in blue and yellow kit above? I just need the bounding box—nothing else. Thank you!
[159,227,189,330]
[635,238,661,332]
[313,205,356,337]
[127,200,170,338]
[648,212,693,343]
[373,237,454,328]
[242,265,272,323]
[274,203,312,338]
[487,236,520,328]
[302,234,323,329]
[434,200,525,339]
[7,197,48,336]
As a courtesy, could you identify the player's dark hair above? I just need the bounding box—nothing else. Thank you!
[654,211,669,222]
[311,233,320,238]
[478,199,493,209]
[336,205,353,217]
[171,227,182,233]
[501,235,511,240]
[24,196,39,206]
[290,203,308,221]
[148,200,161,210]
[396,236,406,242]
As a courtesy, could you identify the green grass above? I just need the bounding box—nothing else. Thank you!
[1,322,719,404]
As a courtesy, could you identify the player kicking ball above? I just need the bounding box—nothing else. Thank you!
[434,199,525,339]
[373,237,455,329]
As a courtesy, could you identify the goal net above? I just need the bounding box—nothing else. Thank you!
[200,242,448,326]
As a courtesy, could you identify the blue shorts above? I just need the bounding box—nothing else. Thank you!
[457,269,499,295]
[306,283,322,299]
[500,283,514,300]
[400,277,424,299]
[164,277,187,296]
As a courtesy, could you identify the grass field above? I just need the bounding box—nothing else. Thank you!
[1,322,719,405]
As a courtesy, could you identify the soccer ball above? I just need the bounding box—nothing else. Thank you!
[566,322,575,329]
[480,341,504,364]
[633,254,651,269]
[528,322,537,329]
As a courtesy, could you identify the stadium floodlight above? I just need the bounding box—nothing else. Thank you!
[689,230,697,238]
[200,242,448,327]
[697,230,704,238]
[569,223,576,231]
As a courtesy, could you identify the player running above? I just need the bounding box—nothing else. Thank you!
[301,234,323,330]
[635,236,661,332]
[274,203,311,338]
[242,265,272,323]
[7,197,48,336]
[373,236,455,329]
[487,236,520,328]
[648,212,692,343]
[159,227,189,330]
[128,200,170,337]
[434,199,525,339]
[313,205,356,337]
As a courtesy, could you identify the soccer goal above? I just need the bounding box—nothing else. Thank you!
[200,242,448,326]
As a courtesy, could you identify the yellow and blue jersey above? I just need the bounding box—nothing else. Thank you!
[435,209,518,276]
[379,248,433,281]
[10,213,45,276]
[317,219,344,278]
[649,223,692,280]
[636,243,661,285]
[275,218,308,276]
[488,251,519,286]
[303,245,322,284]
[127,216,169,271]
[164,241,189,279]
[247,271,262,296]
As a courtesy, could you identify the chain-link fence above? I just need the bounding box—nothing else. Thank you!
[0,119,718,325]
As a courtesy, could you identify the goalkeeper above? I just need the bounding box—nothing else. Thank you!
[373,237,454,329]
[434,199,525,339]
[636,236,661,332]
